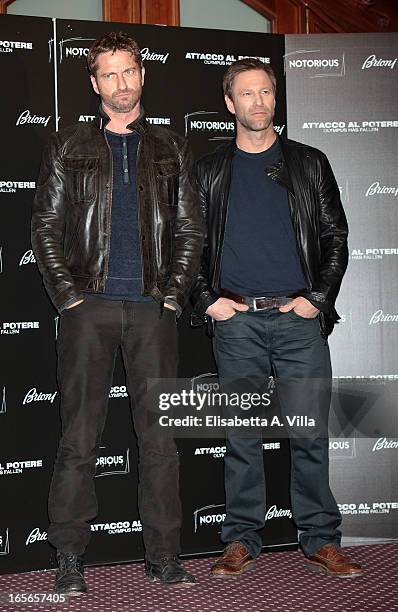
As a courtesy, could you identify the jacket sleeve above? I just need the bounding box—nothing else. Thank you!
[189,160,219,324]
[162,139,204,315]
[31,133,83,312]
[303,152,348,316]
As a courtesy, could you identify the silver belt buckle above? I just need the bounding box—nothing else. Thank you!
[253,297,266,312]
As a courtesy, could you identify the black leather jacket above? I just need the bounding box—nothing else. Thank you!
[191,136,348,337]
[32,109,203,314]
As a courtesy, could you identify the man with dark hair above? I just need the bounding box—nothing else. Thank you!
[32,31,202,594]
[192,59,363,579]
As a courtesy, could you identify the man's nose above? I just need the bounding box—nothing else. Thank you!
[117,74,128,89]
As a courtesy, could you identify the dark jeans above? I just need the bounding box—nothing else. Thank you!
[213,308,342,558]
[48,296,181,561]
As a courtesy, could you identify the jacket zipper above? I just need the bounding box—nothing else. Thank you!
[103,132,113,291]
[135,137,145,294]
[289,193,312,291]
[214,156,233,289]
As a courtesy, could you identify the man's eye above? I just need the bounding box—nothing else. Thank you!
[125,69,134,76]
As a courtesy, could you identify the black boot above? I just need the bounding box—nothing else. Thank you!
[145,555,196,586]
[54,551,87,596]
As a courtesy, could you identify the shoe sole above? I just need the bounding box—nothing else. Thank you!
[146,574,196,587]
[54,589,87,597]
[305,562,364,578]
[210,561,256,579]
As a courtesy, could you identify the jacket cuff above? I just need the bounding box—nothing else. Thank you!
[193,292,219,318]
[57,293,84,313]
[164,296,182,318]
[301,291,331,315]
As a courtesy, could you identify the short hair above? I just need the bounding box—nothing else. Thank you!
[223,59,277,99]
[87,31,142,76]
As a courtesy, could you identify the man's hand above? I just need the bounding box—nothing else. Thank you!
[279,296,319,318]
[66,299,84,310]
[206,298,249,321]
[164,303,176,311]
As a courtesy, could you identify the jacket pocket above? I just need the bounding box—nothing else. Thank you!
[153,159,179,207]
[64,156,98,204]
[64,216,83,261]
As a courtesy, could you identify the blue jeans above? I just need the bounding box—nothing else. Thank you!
[213,308,342,558]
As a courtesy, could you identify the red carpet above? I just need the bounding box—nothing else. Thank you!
[0,544,397,611]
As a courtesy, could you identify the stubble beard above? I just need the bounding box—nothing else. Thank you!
[105,90,140,114]
[239,107,275,133]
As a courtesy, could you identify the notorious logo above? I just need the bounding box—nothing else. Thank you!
[0,40,32,54]
[65,47,88,58]
[362,55,397,70]
[329,438,355,458]
[185,51,270,67]
[1,321,39,335]
[285,51,344,76]
[365,182,398,197]
[193,504,226,532]
[302,120,398,133]
[191,372,219,393]
[58,38,95,63]
[185,111,234,141]
[0,181,35,193]
[95,447,130,477]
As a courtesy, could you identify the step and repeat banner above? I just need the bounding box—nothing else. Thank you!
[285,33,398,544]
[0,15,294,574]
[0,15,397,573]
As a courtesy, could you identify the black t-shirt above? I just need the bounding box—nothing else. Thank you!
[220,139,307,296]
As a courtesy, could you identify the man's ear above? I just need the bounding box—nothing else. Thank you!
[224,94,235,115]
[90,74,99,95]
[141,65,145,87]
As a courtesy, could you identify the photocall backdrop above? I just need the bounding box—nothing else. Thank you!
[0,15,396,573]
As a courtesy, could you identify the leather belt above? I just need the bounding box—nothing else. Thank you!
[220,289,304,312]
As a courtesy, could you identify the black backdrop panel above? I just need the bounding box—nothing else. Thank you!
[1,15,295,574]
[0,15,59,573]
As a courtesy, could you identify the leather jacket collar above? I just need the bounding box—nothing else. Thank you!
[95,104,149,136]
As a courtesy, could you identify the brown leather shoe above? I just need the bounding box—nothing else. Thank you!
[210,541,256,578]
[306,544,363,578]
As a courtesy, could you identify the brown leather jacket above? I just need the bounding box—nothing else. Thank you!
[32,109,203,313]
